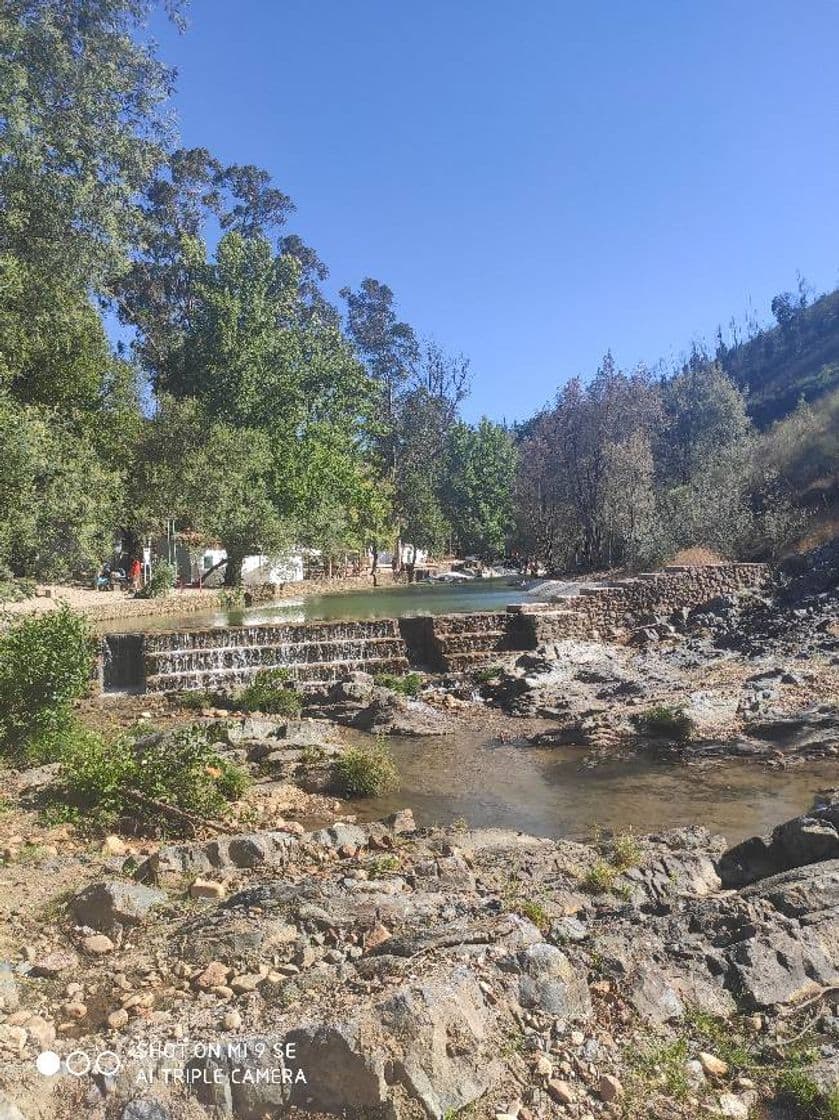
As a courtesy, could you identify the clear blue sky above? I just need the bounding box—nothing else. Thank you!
[152,0,839,423]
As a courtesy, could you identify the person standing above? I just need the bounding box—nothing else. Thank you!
[128,556,142,591]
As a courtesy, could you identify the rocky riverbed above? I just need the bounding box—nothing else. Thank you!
[1,789,839,1120]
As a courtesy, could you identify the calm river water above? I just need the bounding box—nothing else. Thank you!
[96,577,536,633]
[349,729,836,845]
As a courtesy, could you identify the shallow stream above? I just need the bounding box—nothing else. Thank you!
[348,729,836,844]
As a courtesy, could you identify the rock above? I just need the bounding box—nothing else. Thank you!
[0,1025,26,1052]
[30,950,78,977]
[62,1002,87,1020]
[230,973,262,994]
[82,934,114,955]
[699,1052,729,1078]
[715,1093,750,1119]
[24,1016,55,1049]
[107,1008,129,1030]
[515,944,592,1020]
[121,1101,172,1120]
[195,961,230,990]
[223,1010,242,1030]
[136,829,300,884]
[189,878,227,900]
[548,1079,575,1105]
[0,967,18,1012]
[598,1074,624,1102]
[102,835,129,856]
[288,965,502,1118]
[351,688,455,736]
[71,880,166,931]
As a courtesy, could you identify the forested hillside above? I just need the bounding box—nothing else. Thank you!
[717,285,839,427]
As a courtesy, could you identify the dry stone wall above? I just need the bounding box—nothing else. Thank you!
[504,563,769,648]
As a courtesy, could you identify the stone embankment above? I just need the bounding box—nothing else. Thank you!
[101,564,770,693]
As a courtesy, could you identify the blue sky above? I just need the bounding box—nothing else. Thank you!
[151,0,839,423]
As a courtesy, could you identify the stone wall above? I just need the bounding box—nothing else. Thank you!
[505,563,769,648]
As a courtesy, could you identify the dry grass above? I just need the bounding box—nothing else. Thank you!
[669,546,727,566]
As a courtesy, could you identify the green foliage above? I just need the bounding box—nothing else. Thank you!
[443,419,518,560]
[332,739,400,798]
[373,672,423,697]
[511,898,550,933]
[136,561,176,599]
[238,669,302,715]
[776,1070,839,1120]
[474,664,504,683]
[0,564,35,603]
[179,690,214,711]
[0,607,94,757]
[581,860,618,894]
[610,828,643,871]
[57,723,249,833]
[632,705,696,743]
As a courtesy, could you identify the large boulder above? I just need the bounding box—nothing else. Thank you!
[514,943,592,1019]
[71,880,167,931]
[288,965,502,1119]
[718,793,839,887]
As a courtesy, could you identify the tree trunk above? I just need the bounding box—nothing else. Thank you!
[223,548,245,587]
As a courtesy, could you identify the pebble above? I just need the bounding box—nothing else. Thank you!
[598,1074,624,1102]
[194,961,229,989]
[107,1008,129,1030]
[548,1080,575,1105]
[62,1002,87,1020]
[82,934,114,955]
[716,1093,750,1119]
[230,973,261,994]
[535,1054,553,1077]
[223,1010,242,1030]
[699,1052,729,1078]
[189,878,227,900]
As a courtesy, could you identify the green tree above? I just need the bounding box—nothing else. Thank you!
[443,419,517,559]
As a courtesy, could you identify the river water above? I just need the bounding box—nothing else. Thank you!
[96,577,536,633]
[349,729,836,845]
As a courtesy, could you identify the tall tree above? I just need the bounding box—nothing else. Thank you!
[443,419,517,560]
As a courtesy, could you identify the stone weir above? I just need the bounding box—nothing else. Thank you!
[100,562,770,693]
[101,619,412,694]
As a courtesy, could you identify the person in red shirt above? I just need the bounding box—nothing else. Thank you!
[128,556,142,591]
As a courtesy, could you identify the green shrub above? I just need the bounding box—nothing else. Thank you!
[179,690,214,711]
[238,668,302,715]
[373,672,423,697]
[632,704,696,743]
[332,739,400,797]
[474,664,504,683]
[611,828,643,871]
[0,564,36,603]
[0,606,95,758]
[581,860,617,893]
[776,1070,839,1120]
[55,722,249,833]
[136,561,176,599]
[217,586,245,609]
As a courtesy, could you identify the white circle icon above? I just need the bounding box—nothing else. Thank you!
[65,1050,92,1077]
[36,1050,61,1076]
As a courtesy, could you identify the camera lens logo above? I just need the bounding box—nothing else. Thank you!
[37,1050,121,1077]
